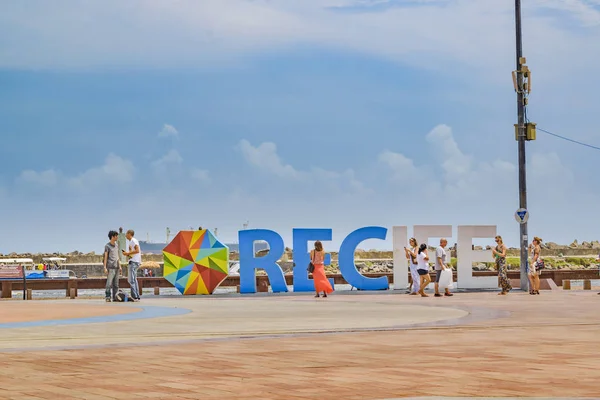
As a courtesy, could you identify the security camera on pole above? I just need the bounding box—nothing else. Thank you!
[512,0,537,291]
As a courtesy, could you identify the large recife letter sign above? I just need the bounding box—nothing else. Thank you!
[239,229,288,294]
[292,228,335,292]
[392,226,408,291]
[238,225,499,293]
[391,225,453,291]
[393,225,499,290]
[457,225,498,289]
[239,227,390,293]
[338,227,389,291]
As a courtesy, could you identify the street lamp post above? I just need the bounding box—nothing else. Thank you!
[515,0,529,290]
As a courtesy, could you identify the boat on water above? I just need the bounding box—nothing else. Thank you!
[137,241,166,254]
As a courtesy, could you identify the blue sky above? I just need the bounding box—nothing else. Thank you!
[1,0,599,253]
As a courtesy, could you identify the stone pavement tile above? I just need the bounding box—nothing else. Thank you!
[9,395,49,400]
[70,394,118,400]
[0,392,37,400]
[0,302,138,323]
[2,292,600,399]
[156,382,198,391]
[12,395,75,400]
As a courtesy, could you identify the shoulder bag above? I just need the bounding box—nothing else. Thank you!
[307,251,315,273]
[535,258,545,270]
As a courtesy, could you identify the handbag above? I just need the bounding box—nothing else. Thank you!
[535,259,545,270]
[307,251,315,273]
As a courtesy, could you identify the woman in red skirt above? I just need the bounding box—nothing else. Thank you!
[311,241,333,298]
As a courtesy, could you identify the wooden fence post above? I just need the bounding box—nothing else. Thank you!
[583,279,592,290]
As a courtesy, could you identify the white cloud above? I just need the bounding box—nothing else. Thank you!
[4,122,598,252]
[312,167,370,194]
[218,129,581,234]
[17,169,59,186]
[237,139,371,195]
[16,154,135,189]
[190,168,211,183]
[378,149,419,182]
[152,149,183,170]
[535,0,600,27]
[379,124,517,202]
[426,124,473,181]
[1,0,599,87]
[237,139,299,179]
[530,151,574,181]
[375,125,586,240]
[158,124,179,138]
[68,153,135,187]
[528,151,575,201]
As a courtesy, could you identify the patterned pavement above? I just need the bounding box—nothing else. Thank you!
[0,290,599,399]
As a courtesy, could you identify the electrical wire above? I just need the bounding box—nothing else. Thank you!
[523,104,600,151]
[537,128,600,152]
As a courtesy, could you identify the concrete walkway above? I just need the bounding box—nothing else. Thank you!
[0,291,599,399]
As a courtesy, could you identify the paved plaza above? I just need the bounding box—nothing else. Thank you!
[0,290,599,399]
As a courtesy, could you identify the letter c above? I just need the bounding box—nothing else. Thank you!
[339,226,389,290]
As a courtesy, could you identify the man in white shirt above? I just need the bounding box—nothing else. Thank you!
[123,229,142,301]
[434,238,453,297]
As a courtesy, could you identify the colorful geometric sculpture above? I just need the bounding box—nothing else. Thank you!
[163,230,229,295]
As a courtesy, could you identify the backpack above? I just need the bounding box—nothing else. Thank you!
[114,291,130,302]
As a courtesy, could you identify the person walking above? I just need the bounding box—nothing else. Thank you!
[434,238,453,297]
[597,251,600,295]
[123,229,142,301]
[311,241,333,298]
[528,237,542,295]
[416,243,432,297]
[405,238,420,295]
[104,230,122,302]
[492,235,511,295]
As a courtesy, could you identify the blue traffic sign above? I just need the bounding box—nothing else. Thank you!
[514,208,529,224]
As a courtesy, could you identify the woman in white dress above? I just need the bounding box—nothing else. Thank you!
[404,238,420,295]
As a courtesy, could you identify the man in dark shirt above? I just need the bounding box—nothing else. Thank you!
[104,230,122,302]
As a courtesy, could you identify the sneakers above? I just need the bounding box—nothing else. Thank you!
[445,293,454,297]
[434,293,443,297]
[105,298,111,302]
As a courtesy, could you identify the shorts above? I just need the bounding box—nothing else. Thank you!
[435,270,443,283]
[417,269,429,276]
